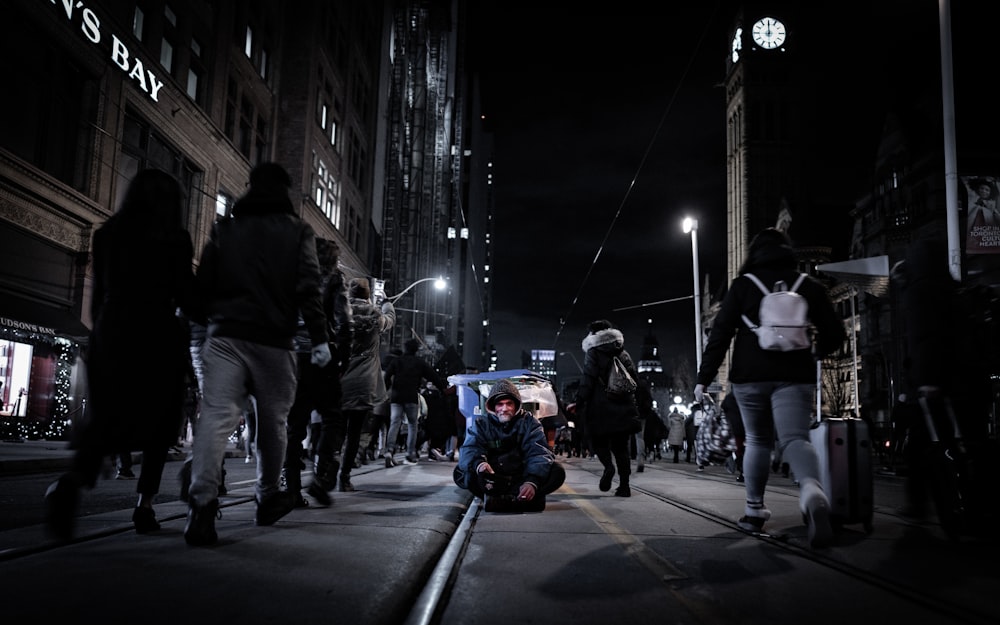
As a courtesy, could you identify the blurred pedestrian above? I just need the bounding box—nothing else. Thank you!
[453,379,566,511]
[45,169,201,540]
[183,162,331,546]
[694,227,845,548]
[571,319,640,497]
[384,338,448,465]
[634,378,655,472]
[685,403,702,465]
[283,237,352,507]
[723,392,746,482]
[339,278,395,490]
[423,381,454,461]
[666,407,685,463]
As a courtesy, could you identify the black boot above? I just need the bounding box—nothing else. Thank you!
[184,499,219,546]
[284,463,309,508]
[338,472,356,492]
[307,457,339,505]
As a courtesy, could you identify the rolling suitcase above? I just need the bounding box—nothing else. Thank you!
[809,358,874,533]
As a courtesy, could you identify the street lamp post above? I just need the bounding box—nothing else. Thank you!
[383,276,448,348]
[385,276,447,302]
[682,217,702,372]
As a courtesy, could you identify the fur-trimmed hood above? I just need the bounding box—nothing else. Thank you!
[582,327,624,353]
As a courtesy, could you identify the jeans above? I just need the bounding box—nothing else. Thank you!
[387,402,419,458]
[189,336,297,506]
[732,381,822,510]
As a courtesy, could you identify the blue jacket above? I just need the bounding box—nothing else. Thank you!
[455,409,555,490]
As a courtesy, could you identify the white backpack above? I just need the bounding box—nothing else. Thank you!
[741,273,812,351]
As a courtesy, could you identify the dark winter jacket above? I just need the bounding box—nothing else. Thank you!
[384,352,447,404]
[575,328,640,435]
[293,267,353,371]
[198,184,328,351]
[454,380,555,491]
[696,244,845,388]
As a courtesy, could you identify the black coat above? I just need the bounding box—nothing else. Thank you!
[575,328,639,436]
[86,211,199,453]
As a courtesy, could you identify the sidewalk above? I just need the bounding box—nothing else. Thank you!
[1,441,997,625]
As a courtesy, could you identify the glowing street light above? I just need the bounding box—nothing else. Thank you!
[681,217,702,371]
[385,276,447,302]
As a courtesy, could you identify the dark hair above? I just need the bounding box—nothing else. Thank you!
[315,238,340,273]
[404,338,421,354]
[118,169,183,231]
[349,277,371,299]
[249,162,292,189]
[738,227,796,274]
[588,319,613,333]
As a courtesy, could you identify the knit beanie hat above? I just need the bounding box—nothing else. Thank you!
[485,379,521,413]
[349,277,371,299]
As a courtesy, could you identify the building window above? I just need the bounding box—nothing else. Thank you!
[239,95,253,157]
[0,7,96,191]
[133,6,145,41]
[216,192,233,218]
[312,154,341,229]
[259,45,269,80]
[244,25,253,59]
[119,108,202,227]
[224,77,237,139]
[160,38,175,73]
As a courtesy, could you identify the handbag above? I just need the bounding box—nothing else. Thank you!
[605,356,637,398]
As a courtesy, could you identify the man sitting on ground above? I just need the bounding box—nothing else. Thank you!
[453,379,565,512]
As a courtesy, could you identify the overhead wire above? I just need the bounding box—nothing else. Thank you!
[550,1,722,351]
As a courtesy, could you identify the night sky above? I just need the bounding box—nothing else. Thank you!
[469,1,994,380]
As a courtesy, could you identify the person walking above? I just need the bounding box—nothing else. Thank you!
[634,378,655,473]
[684,403,701,465]
[423,381,454,461]
[694,227,845,548]
[45,169,201,540]
[339,278,395,490]
[284,237,353,507]
[571,319,640,497]
[183,162,332,546]
[722,392,746,482]
[666,407,685,463]
[383,338,448,465]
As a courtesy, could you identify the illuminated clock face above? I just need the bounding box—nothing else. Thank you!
[752,17,786,49]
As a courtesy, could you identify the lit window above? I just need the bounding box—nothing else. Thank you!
[460,227,469,239]
[164,5,177,26]
[244,26,253,58]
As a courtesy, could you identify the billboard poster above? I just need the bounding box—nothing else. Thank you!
[963,175,1000,254]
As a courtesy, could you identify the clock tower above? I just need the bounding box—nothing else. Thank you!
[723,4,820,285]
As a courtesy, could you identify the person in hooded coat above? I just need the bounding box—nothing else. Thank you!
[453,379,566,512]
[572,319,640,497]
[339,277,395,491]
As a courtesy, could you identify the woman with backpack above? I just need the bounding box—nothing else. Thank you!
[693,228,845,548]
[569,319,640,497]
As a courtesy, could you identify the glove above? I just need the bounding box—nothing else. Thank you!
[311,343,332,367]
[693,384,705,403]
